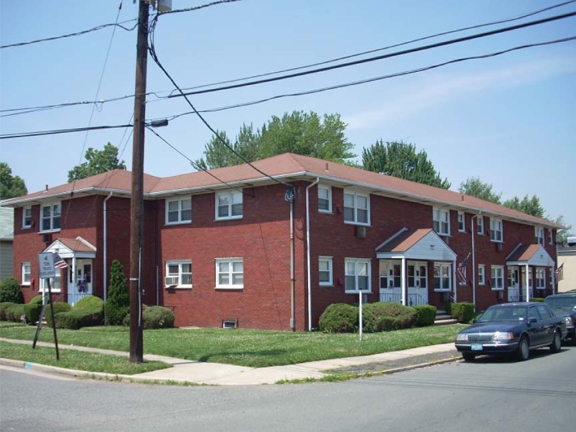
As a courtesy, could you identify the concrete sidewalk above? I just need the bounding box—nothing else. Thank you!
[0,338,459,385]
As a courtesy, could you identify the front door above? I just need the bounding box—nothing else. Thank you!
[507,267,520,302]
[407,261,428,306]
[68,259,93,305]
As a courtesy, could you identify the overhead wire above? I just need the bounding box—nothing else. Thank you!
[158,0,242,15]
[0,124,134,140]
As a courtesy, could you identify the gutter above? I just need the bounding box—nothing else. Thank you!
[305,177,320,332]
[103,192,113,322]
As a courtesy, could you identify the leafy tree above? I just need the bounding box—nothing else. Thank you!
[0,277,23,303]
[0,162,27,199]
[554,215,574,244]
[105,259,129,325]
[194,111,355,169]
[68,143,126,182]
[503,195,545,218]
[458,177,502,204]
[362,140,451,189]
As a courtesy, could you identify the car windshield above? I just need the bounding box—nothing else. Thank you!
[478,306,526,322]
[544,297,576,310]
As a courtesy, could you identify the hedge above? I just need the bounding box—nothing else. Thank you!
[0,277,24,304]
[530,297,544,303]
[142,306,175,329]
[413,305,437,327]
[0,302,25,322]
[363,302,418,332]
[45,302,72,328]
[319,303,358,333]
[450,302,475,323]
[54,296,104,329]
[24,295,45,324]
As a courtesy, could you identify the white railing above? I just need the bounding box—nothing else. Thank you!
[67,292,91,307]
[379,292,428,306]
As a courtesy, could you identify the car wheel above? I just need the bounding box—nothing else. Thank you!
[516,336,530,361]
[571,331,576,346]
[462,352,476,361]
[550,330,561,353]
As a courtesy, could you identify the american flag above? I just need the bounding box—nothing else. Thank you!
[457,253,471,285]
[54,253,68,269]
[555,263,564,281]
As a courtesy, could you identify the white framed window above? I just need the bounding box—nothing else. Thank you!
[534,227,544,245]
[166,197,191,224]
[457,212,465,232]
[548,229,554,245]
[165,260,192,288]
[379,260,400,289]
[478,264,485,285]
[491,265,504,290]
[490,218,503,242]
[343,191,369,225]
[41,202,61,232]
[216,258,244,289]
[433,263,451,291]
[477,216,484,235]
[22,207,32,229]
[319,256,333,286]
[216,191,243,220]
[536,268,546,289]
[407,262,427,288]
[345,258,371,293]
[318,185,332,213]
[22,262,31,285]
[433,208,450,236]
[40,272,61,293]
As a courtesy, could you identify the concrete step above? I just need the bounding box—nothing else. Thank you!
[434,318,458,326]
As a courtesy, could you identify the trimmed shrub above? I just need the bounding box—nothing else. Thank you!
[45,302,72,328]
[1,302,25,322]
[54,296,104,329]
[364,302,418,331]
[143,306,175,329]
[0,278,24,304]
[0,302,15,321]
[531,297,544,303]
[105,259,130,325]
[319,303,358,333]
[445,302,452,315]
[414,305,437,327]
[450,302,475,323]
[24,295,45,324]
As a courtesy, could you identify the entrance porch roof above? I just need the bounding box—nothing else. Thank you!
[376,228,457,261]
[43,236,96,259]
[506,244,554,267]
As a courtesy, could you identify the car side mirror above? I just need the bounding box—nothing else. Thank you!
[528,317,538,325]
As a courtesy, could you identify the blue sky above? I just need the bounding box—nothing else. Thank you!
[1,0,575,231]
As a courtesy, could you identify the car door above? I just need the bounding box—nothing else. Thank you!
[536,304,556,344]
[527,306,545,346]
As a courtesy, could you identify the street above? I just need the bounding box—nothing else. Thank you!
[1,346,575,432]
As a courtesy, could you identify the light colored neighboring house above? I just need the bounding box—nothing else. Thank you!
[0,206,14,282]
[557,238,576,292]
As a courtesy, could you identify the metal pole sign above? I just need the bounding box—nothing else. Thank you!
[32,252,60,360]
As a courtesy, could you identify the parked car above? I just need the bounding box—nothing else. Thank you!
[455,302,566,361]
[544,293,576,345]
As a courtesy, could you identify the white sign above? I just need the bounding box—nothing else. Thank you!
[38,253,55,279]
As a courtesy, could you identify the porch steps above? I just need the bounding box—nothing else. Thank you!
[434,310,458,326]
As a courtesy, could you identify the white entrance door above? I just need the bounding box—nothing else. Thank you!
[68,259,93,306]
[507,267,520,302]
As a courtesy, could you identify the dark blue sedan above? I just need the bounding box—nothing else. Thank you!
[455,302,566,361]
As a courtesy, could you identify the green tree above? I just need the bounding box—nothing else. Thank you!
[104,259,129,325]
[503,195,545,218]
[194,111,355,169]
[0,162,27,199]
[554,215,574,244]
[458,177,502,204]
[362,140,451,189]
[68,143,126,182]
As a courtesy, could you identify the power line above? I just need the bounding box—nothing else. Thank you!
[148,13,292,190]
[153,36,576,120]
[171,0,576,95]
[169,10,576,98]
[158,0,242,15]
[0,124,133,140]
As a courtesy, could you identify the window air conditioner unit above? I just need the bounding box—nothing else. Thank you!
[165,276,178,287]
[496,243,503,252]
[355,226,367,238]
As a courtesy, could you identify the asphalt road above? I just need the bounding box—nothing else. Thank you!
[1,346,575,432]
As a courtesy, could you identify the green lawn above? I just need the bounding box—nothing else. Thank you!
[0,322,465,368]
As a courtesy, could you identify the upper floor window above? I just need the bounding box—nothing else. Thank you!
[491,265,504,290]
[318,185,332,213]
[535,227,544,245]
[319,256,333,286]
[41,202,61,232]
[457,212,465,232]
[548,229,554,245]
[22,207,32,229]
[165,260,192,288]
[345,258,371,293]
[216,258,244,289]
[433,263,451,290]
[433,208,450,236]
[166,197,192,224]
[343,191,369,225]
[216,191,243,220]
[477,216,484,235]
[490,218,503,242]
[22,262,31,285]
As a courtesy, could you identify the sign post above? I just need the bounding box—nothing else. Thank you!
[33,253,60,360]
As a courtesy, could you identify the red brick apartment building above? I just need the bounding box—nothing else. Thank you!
[3,153,561,331]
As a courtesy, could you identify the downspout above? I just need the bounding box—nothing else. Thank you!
[289,187,296,331]
[471,213,480,311]
[103,192,113,322]
[306,178,320,332]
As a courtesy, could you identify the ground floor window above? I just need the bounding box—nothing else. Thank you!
[407,262,427,288]
[21,262,31,285]
[216,258,244,289]
[478,264,485,285]
[491,266,504,290]
[433,263,451,291]
[165,260,192,288]
[379,260,400,288]
[319,257,333,286]
[40,273,61,293]
[536,268,546,289]
[345,258,371,293]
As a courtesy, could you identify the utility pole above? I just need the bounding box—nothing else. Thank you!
[129,0,150,363]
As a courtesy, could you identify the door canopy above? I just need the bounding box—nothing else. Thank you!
[43,236,96,259]
[506,244,554,267]
[376,228,457,261]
